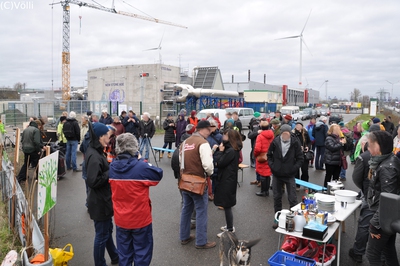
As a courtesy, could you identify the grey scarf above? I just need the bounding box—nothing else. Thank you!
[368,153,392,170]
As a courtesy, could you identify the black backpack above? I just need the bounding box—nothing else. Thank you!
[62,121,75,139]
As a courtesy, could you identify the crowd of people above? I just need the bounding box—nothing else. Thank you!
[17,107,400,265]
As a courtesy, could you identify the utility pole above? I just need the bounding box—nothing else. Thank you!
[325,80,328,102]
[386,80,399,102]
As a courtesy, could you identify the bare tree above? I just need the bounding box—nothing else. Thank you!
[350,88,362,102]
[362,95,370,107]
[13,82,26,91]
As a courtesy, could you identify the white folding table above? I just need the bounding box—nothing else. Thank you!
[290,193,362,265]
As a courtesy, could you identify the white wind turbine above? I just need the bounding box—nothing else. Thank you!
[144,32,164,64]
[276,10,312,87]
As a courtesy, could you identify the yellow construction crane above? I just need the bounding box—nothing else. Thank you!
[51,0,187,101]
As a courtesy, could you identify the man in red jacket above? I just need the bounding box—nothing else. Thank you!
[109,133,163,266]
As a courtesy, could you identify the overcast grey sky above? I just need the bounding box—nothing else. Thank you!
[1,0,399,100]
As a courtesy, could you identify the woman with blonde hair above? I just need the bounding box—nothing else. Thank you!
[323,124,350,187]
[81,115,89,142]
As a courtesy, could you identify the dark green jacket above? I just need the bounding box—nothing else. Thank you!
[21,121,41,154]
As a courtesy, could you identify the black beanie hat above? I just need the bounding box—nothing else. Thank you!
[371,130,393,155]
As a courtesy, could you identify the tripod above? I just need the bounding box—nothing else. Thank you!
[139,135,158,167]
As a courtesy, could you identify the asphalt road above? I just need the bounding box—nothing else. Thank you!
[52,114,400,266]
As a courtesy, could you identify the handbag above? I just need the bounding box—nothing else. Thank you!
[256,152,267,163]
[178,141,207,195]
[304,150,314,161]
[340,150,348,170]
[49,244,74,266]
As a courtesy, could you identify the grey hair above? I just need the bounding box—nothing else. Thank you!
[81,115,89,121]
[208,119,218,127]
[143,112,150,118]
[115,133,139,156]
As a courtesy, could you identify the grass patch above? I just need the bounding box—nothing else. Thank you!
[0,200,22,262]
[345,113,386,129]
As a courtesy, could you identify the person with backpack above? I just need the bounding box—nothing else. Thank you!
[63,111,81,172]
[17,120,43,183]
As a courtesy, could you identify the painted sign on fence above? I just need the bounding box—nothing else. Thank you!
[37,151,58,219]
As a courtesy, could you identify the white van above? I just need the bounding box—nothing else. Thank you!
[196,109,227,128]
[280,106,300,121]
[225,107,255,128]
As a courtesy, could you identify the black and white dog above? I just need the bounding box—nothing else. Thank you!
[219,231,260,266]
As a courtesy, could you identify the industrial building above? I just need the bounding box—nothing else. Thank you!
[87,64,320,118]
[87,64,181,117]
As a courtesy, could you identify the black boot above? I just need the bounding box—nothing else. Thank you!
[265,176,270,196]
[256,177,268,197]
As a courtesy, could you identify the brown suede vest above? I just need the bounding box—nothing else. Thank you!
[181,134,208,177]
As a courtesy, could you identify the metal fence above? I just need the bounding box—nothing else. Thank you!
[0,100,162,128]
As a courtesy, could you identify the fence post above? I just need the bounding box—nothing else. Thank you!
[140,101,142,116]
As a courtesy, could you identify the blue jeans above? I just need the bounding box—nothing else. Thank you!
[93,219,119,266]
[139,137,151,160]
[315,146,325,170]
[340,167,346,178]
[65,140,78,170]
[180,189,209,246]
[116,224,153,266]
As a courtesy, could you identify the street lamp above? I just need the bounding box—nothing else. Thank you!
[386,80,399,101]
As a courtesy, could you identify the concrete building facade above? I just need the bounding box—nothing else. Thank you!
[87,64,180,117]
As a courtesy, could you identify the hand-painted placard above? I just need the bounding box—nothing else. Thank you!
[37,151,58,219]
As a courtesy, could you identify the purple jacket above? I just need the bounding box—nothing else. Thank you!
[175,115,187,147]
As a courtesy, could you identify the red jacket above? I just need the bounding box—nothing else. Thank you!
[213,116,221,129]
[109,154,163,229]
[254,129,274,176]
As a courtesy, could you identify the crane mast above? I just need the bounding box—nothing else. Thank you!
[51,0,187,102]
[62,2,71,101]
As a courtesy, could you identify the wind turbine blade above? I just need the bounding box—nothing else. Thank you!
[143,47,159,51]
[302,37,313,56]
[301,9,312,34]
[158,31,165,49]
[275,35,300,40]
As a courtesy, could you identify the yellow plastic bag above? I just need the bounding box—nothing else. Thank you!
[49,244,74,266]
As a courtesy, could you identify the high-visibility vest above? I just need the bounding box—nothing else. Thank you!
[188,117,199,127]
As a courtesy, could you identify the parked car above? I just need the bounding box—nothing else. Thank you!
[315,109,322,117]
[319,108,330,116]
[297,111,309,121]
[329,113,343,124]
[303,108,317,119]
